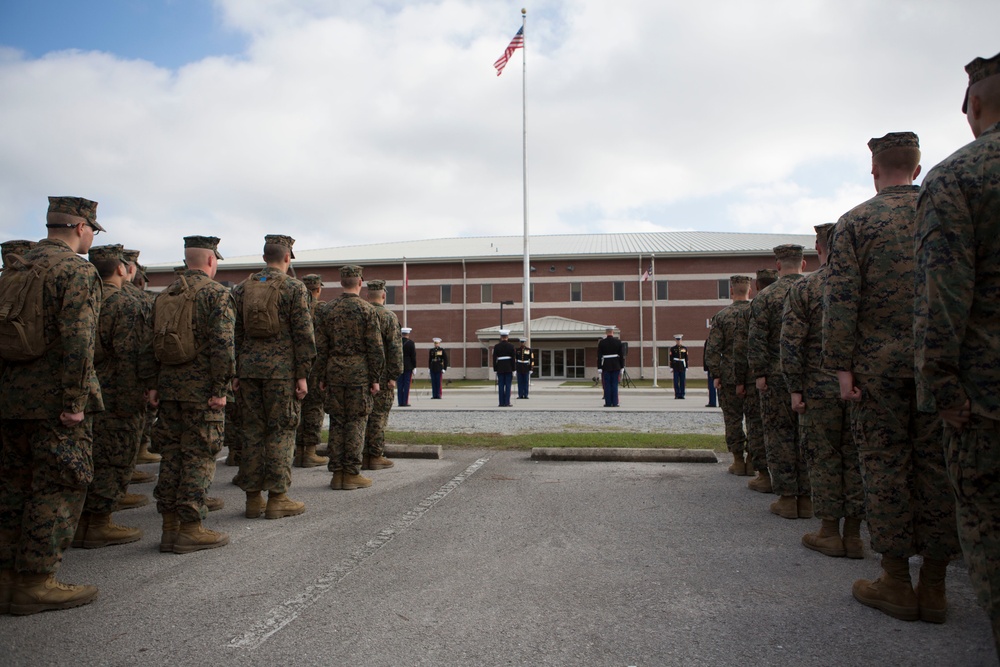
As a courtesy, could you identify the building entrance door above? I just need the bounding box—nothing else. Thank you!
[538,349,565,379]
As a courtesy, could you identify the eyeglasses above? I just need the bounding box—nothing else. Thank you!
[47,222,100,235]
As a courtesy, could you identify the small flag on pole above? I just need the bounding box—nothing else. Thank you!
[642,263,653,282]
[494,27,524,76]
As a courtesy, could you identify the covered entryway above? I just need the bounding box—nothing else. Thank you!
[476,316,613,380]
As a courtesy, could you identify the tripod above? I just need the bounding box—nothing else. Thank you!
[620,368,635,389]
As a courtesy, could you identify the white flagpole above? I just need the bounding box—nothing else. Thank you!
[638,255,645,379]
[402,258,408,328]
[651,255,658,387]
[520,8,531,348]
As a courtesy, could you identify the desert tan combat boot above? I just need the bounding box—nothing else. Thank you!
[727,452,745,476]
[747,470,772,493]
[743,458,755,477]
[329,471,344,490]
[135,439,161,464]
[82,513,143,549]
[159,512,179,553]
[341,472,373,490]
[363,455,394,470]
[71,512,91,548]
[802,519,846,557]
[116,492,150,510]
[843,517,865,559]
[0,569,14,615]
[769,495,798,519]
[173,521,229,554]
[852,555,918,621]
[205,496,224,512]
[916,558,949,624]
[797,495,813,518]
[301,445,329,468]
[130,468,156,484]
[245,491,265,518]
[10,573,98,615]
[265,492,306,519]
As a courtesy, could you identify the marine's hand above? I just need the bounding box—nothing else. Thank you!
[295,378,308,401]
[837,371,861,402]
[208,396,227,410]
[791,392,806,415]
[940,399,971,432]
[60,411,85,427]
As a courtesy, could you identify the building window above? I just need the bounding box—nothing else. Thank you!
[566,348,586,379]
[530,283,535,302]
[441,284,452,303]
[657,346,670,367]
[385,285,396,305]
[480,348,489,367]
[570,282,582,302]
[613,281,625,301]
[481,284,492,303]
[655,280,669,301]
[718,279,730,300]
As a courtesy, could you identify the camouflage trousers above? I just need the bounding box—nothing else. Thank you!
[295,379,325,449]
[236,378,301,494]
[364,384,396,457]
[944,415,1000,653]
[85,412,144,514]
[152,400,224,523]
[0,417,93,574]
[798,396,864,521]
[741,382,766,472]
[851,374,959,560]
[759,377,809,497]
[224,397,243,459]
[326,385,373,476]
[718,383,746,455]
[143,404,159,453]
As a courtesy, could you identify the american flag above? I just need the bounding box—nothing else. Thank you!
[641,263,653,282]
[494,27,524,76]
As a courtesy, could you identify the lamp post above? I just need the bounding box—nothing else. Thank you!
[499,300,515,329]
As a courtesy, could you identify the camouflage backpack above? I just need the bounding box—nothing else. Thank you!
[241,272,287,338]
[0,250,76,362]
[152,273,211,365]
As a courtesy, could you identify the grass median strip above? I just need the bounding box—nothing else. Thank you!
[382,430,725,452]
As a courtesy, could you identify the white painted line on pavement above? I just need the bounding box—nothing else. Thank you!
[226,456,491,650]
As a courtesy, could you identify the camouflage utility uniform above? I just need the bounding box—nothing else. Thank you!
[915,118,1000,646]
[706,301,747,461]
[732,301,766,474]
[364,298,403,462]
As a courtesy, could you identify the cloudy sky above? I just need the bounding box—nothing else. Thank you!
[0,1,996,263]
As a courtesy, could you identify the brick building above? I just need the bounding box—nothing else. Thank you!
[147,232,818,382]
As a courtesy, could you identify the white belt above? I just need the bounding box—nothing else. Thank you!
[601,355,620,359]
[496,356,512,360]
[516,360,531,364]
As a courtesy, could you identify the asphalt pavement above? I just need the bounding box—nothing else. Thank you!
[0,443,995,666]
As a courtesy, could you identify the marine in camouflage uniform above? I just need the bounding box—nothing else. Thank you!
[315,265,384,490]
[295,273,328,467]
[0,196,104,614]
[915,52,1000,652]
[232,235,316,520]
[705,275,751,475]
[733,268,775,491]
[363,279,403,469]
[149,236,235,554]
[748,246,810,519]
[824,132,959,623]
[781,224,864,559]
[73,245,156,549]
[121,249,160,471]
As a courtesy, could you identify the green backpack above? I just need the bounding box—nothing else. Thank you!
[242,272,287,338]
[0,250,76,362]
[152,273,211,364]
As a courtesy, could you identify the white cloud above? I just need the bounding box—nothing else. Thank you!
[0,0,996,262]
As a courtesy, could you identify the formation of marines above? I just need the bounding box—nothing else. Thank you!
[704,51,1000,657]
[0,49,997,661]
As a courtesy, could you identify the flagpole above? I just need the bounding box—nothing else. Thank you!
[520,8,531,349]
[651,255,658,387]
[402,258,408,328]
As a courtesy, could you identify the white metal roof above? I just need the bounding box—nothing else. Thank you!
[149,231,818,271]
[477,316,617,341]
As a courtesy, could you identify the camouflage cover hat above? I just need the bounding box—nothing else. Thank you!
[963,51,1000,112]
[1,239,36,269]
[122,248,140,264]
[730,275,751,285]
[773,244,804,261]
[184,235,223,260]
[814,223,836,248]
[366,279,386,291]
[265,234,295,259]
[302,274,323,290]
[88,244,124,263]
[340,265,363,278]
[867,132,919,157]
[756,268,778,280]
[47,196,105,232]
